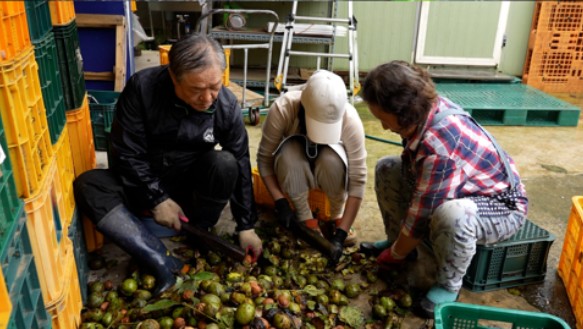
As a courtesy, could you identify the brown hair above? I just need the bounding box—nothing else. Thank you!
[168,34,226,81]
[362,61,437,129]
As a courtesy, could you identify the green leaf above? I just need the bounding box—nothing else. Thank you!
[141,299,180,313]
[217,308,235,329]
[193,271,217,281]
[339,306,365,328]
[303,285,325,296]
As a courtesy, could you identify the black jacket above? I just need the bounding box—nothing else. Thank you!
[109,66,256,231]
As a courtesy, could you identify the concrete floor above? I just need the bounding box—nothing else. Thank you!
[101,50,583,326]
[243,95,583,328]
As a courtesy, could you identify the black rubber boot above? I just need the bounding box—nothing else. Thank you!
[97,205,184,296]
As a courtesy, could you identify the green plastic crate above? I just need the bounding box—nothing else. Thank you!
[0,117,21,248]
[1,208,51,329]
[463,219,555,292]
[23,0,52,43]
[53,21,86,110]
[33,32,66,144]
[88,90,119,151]
[68,208,89,304]
[435,302,570,329]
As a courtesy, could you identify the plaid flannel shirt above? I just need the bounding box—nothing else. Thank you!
[401,97,527,238]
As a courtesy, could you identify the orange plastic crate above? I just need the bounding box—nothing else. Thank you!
[159,44,171,65]
[0,270,10,329]
[82,215,104,253]
[523,1,583,93]
[558,196,583,329]
[534,1,583,33]
[0,1,31,63]
[0,47,53,198]
[24,159,73,305]
[48,1,75,26]
[53,126,76,227]
[45,245,81,329]
[252,167,331,220]
[65,94,96,177]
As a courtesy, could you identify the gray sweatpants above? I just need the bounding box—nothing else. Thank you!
[375,156,526,292]
[274,139,346,221]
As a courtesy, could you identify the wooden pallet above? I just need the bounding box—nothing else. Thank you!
[76,14,127,92]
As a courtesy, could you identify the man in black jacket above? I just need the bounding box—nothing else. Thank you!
[74,34,262,295]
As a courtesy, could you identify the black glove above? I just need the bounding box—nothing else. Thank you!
[329,228,348,264]
[274,198,295,228]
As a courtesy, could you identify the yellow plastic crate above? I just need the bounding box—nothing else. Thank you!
[252,167,331,220]
[24,159,73,305]
[53,126,75,227]
[0,2,31,63]
[45,244,81,329]
[65,94,96,177]
[48,1,75,26]
[558,196,583,329]
[0,47,53,198]
[0,270,10,329]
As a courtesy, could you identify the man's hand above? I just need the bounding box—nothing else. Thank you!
[274,198,295,228]
[152,198,183,230]
[239,229,263,262]
[377,245,407,270]
[329,228,348,264]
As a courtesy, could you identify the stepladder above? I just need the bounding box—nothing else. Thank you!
[274,0,360,103]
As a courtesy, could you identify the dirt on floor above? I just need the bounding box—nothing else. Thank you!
[91,92,583,328]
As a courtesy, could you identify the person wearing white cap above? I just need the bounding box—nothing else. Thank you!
[257,70,367,262]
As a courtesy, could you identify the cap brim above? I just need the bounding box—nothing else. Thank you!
[305,116,342,144]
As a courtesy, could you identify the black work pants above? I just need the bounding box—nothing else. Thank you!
[74,150,239,227]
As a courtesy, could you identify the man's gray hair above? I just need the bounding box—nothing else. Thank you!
[168,34,226,80]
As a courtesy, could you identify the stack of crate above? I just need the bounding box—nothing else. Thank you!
[45,0,93,318]
[0,2,56,328]
[522,1,583,93]
[49,1,104,258]
[0,1,92,328]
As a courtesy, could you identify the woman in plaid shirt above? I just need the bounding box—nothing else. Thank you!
[360,61,528,318]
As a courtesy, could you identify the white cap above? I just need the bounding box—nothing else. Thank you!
[301,70,347,144]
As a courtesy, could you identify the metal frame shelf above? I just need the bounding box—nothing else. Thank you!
[210,28,335,45]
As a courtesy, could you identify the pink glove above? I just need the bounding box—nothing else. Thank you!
[377,245,407,269]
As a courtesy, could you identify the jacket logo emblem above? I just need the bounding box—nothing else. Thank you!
[203,128,215,143]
